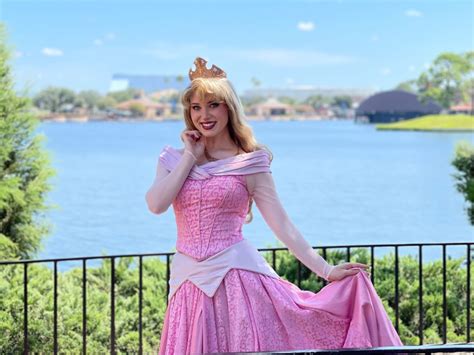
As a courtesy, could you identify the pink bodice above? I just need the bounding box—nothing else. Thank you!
[159,146,272,261]
[173,175,249,260]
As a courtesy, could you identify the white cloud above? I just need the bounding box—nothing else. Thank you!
[14,51,23,58]
[380,67,391,76]
[370,34,379,42]
[93,39,103,46]
[297,21,315,32]
[42,48,63,56]
[405,9,423,17]
[409,65,416,72]
[423,62,431,69]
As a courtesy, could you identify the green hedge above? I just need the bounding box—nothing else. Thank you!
[0,249,471,352]
[0,257,167,353]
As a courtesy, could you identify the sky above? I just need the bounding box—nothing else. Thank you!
[1,0,473,95]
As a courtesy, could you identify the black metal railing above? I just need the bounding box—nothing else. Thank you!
[0,241,472,354]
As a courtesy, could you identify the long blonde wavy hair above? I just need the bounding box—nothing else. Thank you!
[181,77,272,223]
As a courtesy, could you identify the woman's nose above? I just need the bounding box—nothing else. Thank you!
[201,107,210,118]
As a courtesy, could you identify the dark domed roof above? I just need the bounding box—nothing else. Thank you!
[356,90,441,114]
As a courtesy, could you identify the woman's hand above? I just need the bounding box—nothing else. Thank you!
[327,262,370,282]
[181,130,205,161]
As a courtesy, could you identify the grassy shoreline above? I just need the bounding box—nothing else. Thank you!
[376,114,474,132]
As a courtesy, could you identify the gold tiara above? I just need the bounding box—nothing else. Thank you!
[188,57,227,80]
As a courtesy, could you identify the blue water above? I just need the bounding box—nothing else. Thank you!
[37,120,473,262]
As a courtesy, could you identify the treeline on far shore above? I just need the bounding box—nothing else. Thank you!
[29,85,358,121]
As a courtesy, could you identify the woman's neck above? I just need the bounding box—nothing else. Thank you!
[204,131,237,154]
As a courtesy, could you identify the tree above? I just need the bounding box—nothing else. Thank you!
[459,77,474,109]
[129,103,146,117]
[97,95,117,111]
[0,25,54,259]
[304,95,329,109]
[332,96,353,109]
[395,80,417,93]
[33,87,78,113]
[417,52,473,109]
[452,141,474,225]
[278,96,298,105]
[240,95,266,108]
[107,88,141,103]
[77,90,102,111]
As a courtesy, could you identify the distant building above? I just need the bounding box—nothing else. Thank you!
[247,98,294,117]
[116,97,172,119]
[109,74,189,93]
[449,103,473,115]
[355,90,442,123]
[242,87,373,103]
[150,89,182,114]
[149,89,181,101]
[293,104,316,116]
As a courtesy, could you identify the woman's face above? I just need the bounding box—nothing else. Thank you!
[189,92,229,138]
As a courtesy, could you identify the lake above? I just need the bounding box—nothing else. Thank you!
[37,120,473,263]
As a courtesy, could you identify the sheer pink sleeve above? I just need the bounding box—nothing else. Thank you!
[246,172,335,281]
[145,146,196,214]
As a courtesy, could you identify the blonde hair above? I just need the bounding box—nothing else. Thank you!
[180,77,272,223]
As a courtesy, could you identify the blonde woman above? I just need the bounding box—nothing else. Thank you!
[146,57,402,354]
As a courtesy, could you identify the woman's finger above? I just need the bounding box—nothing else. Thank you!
[349,262,369,269]
[186,131,201,141]
[183,131,198,142]
[346,268,360,276]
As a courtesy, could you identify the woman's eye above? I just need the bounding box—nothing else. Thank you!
[191,106,200,111]
[209,102,219,108]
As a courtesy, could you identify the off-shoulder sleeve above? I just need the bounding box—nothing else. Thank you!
[158,145,181,172]
[209,149,272,176]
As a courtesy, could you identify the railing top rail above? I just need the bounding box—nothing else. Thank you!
[0,241,472,266]
[258,241,474,252]
[259,343,474,353]
[0,251,175,265]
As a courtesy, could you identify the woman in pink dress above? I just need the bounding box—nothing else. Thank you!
[146,57,403,354]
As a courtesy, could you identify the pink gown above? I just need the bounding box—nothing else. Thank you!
[156,146,402,354]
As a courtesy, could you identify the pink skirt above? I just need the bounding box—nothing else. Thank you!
[158,268,402,354]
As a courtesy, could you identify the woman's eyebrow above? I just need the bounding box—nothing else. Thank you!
[191,100,219,105]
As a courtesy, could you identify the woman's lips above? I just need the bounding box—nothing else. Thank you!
[201,121,217,130]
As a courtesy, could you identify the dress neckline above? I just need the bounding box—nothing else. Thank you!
[169,146,264,168]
